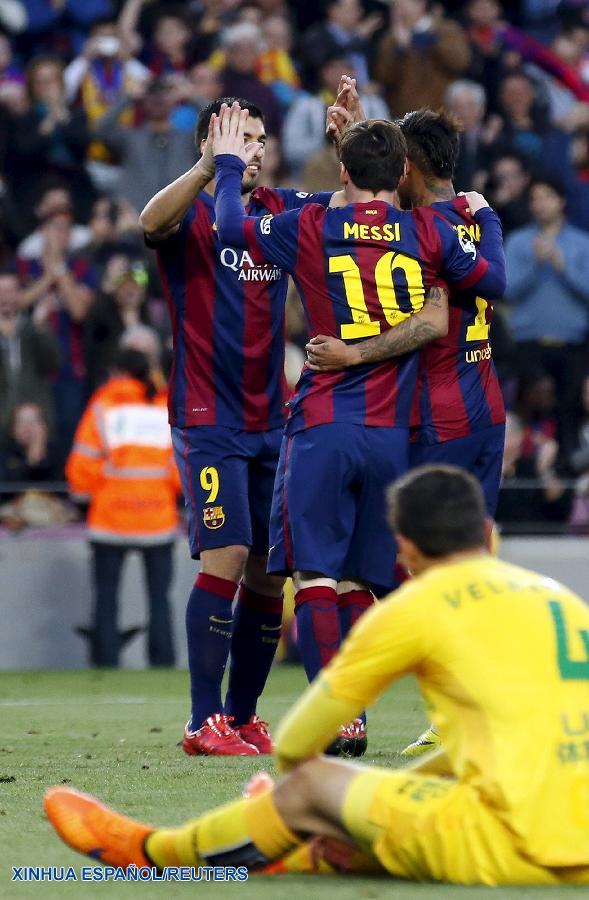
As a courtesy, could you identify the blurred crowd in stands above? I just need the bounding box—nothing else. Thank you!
[1,0,589,533]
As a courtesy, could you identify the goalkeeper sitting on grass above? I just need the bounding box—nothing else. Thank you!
[45,464,589,885]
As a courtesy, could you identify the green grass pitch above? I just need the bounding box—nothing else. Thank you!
[0,667,583,900]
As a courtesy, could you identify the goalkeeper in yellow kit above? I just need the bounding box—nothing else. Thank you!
[45,465,589,885]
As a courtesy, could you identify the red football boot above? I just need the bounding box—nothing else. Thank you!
[235,716,274,754]
[181,714,259,756]
[325,718,367,758]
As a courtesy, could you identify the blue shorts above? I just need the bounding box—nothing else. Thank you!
[268,424,409,592]
[172,425,282,559]
[410,423,505,517]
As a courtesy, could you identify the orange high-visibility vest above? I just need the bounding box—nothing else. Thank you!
[66,376,181,544]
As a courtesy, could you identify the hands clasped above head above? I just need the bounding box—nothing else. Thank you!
[326,75,365,146]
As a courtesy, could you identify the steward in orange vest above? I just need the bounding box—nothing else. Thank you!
[67,355,180,544]
[67,347,181,667]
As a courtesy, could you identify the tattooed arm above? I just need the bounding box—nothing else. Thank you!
[306,286,448,371]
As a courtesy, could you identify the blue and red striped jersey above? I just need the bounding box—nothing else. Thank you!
[155,187,331,431]
[16,255,97,382]
[243,199,490,435]
[411,196,506,444]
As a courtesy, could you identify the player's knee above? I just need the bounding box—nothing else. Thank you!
[338,579,370,594]
[244,554,284,598]
[273,759,322,826]
[292,571,336,593]
[200,546,249,584]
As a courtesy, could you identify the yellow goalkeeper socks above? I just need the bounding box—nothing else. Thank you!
[145,790,300,869]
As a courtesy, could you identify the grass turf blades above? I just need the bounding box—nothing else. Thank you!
[0,667,582,899]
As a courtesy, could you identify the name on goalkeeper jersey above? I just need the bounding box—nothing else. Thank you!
[343,222,401,242]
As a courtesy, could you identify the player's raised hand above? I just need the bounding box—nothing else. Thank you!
[199,104,225,177]
[212,101,246,156]
[212,102,262,167]
[326,105,354,144]
[458,191,490,214]
[337,76,364,122]
[306,335,358,371]
[326,75,366,144]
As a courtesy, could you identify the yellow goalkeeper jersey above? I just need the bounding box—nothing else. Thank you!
[275,554,589,868]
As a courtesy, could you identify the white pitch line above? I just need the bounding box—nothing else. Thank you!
[0,697,187,707]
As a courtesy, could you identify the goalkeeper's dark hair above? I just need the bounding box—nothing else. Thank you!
[339,120,407,193]
[398,108,461,181]
[387,465,486,557]
[195,97,264,148]
[113,347,156,402]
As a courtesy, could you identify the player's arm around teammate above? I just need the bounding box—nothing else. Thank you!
[307,189,505,371]
[307,285,449,369]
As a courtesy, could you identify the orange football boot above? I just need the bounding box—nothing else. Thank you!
[44,787,154,868]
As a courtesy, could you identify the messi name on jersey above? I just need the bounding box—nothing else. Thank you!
[343,221,401,242]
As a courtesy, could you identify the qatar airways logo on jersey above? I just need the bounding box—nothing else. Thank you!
[219,248,282,283]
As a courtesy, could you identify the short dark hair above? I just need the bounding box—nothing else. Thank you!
[529,174,566,200]
[387,465,486,557]
[340,120,407,193]
[195,97,264,147]
[398,108,461,180]
[113,347,156,401]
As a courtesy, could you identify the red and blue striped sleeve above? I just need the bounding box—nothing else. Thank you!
[214,153,301,271]
[434,208,506,299]
[244,208,301,271]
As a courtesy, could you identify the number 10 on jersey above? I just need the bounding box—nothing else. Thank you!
[329,252,425,340]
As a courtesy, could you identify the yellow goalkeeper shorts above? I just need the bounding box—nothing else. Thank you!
[342,769,589,885]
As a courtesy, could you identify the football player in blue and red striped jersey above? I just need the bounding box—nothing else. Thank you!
[213,107,506,741]
[399,110,506,507]
[140,98,335,756]
[307,108,506,516]
[306,107,507,759]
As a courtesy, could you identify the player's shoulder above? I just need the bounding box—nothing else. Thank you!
[430,196,474,227]
[443,555,574,602]
[498,558,589,619]
[409,204,444,234]
[250,186,289,215]
[495,557,570,595]
[251,187,333,214]
[250,187,305,214]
